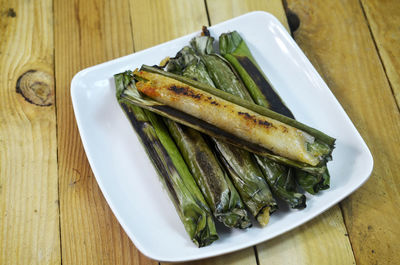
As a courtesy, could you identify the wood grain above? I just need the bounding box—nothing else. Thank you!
[360,0,400,108]
[163,248,257,265]
[287,0,400,264]
[130,0,209,51]
[54,0,156,264]
[207,1,355,264]
[0,0,60,264]
[130,1,257,264]
[258,207,355,264]
[206,0,290,32]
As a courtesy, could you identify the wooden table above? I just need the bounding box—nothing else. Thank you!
[1,0,399,264]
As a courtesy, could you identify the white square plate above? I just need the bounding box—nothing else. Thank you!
[71,11,373,262]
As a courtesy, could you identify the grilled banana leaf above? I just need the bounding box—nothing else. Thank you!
[120,65,333,176]
[163,48,253,228]
[163,116,251,229]
[166,47,277,225]
[115,72,218,247]
[190,35,305,209]
[219,31,331,192]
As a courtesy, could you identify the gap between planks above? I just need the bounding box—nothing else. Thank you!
[357,0,400,113]
[203,0,212,27]
[51,0,63,262]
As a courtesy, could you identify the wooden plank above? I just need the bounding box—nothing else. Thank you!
[206,1,355,264]
[360,0,400,107]
[258,207,355,264]
[163,248,257,265]
[53,0,156,264]
[0,0,61,264]
[129,1,257,264]
[130,0,209,50]
[287,0,400,264]
[206,0,290,32]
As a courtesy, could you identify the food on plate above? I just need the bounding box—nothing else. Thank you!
[190,31,306,209]
[131,66,334,167]
[114,28,336,247]
[115,72,218,247]
[164,117,251,229]
[219,31,331,194]
[165,45,277,226]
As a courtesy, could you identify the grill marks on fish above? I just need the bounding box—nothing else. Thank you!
[258,120,272,128]
[168,85,202,100]
[135,70,315,164]
[238,111,257,124]
[167,84,281,131]
[151,104,270,155]
[167,84,225,107]
[237,111,275,130]
[236,111,286,133]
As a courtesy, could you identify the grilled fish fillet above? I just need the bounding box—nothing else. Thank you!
[135,70,319,166]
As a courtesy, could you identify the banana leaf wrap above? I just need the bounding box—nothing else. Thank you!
[190,35,305,209]
[164,118,251,229]
[166,47,277,225]
[163,48,253,228]
[219,31,331,193]
[122,65,332,176]
[115,72,218,247]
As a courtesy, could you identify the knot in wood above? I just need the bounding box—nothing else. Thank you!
[16,70,54,106]
[7,8,17,17]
